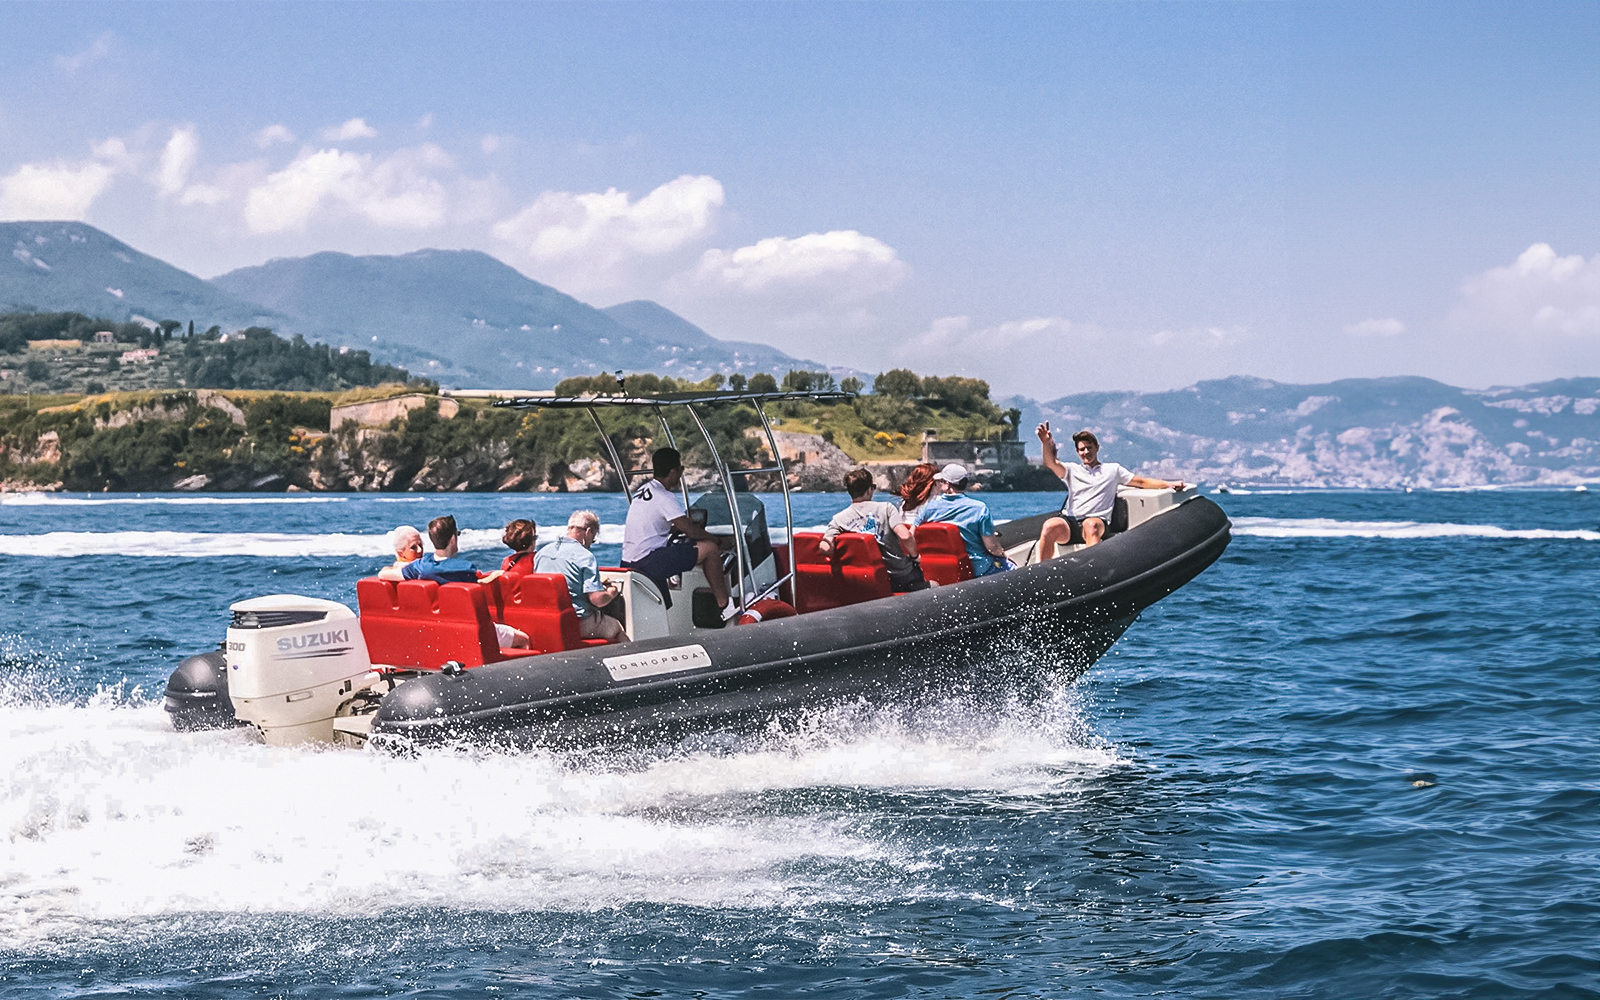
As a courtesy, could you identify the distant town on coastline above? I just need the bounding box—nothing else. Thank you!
[4,220,1598,492]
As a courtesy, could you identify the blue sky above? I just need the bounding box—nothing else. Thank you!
[1,1,1596,397]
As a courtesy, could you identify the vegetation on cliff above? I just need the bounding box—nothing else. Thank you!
[0,367,1016,492]
[1,311,422,396]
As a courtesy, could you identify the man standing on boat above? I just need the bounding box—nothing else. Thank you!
[820,468,927,593]
[536,510,629,642]
[1034,424,1187,558]
[915,463,1012,577]
[621,447,731,612]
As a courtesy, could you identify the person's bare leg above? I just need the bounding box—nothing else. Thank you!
[1081,517,1106,547]
[580,614,628,643]
[1038,517,1072,561]
[696,539,730,607]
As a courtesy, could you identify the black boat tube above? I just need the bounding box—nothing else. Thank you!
[370,496,1231,748]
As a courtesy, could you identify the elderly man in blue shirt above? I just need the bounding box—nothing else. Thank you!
[914,464,1013,577]
[535,509,629,642]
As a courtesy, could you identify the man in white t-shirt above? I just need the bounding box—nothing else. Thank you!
[1034,424,1187,558]
[621,447,730,611]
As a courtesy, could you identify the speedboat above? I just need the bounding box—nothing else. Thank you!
[164,389,1231,749]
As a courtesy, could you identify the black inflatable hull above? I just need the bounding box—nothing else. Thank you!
[369,497,1231,749]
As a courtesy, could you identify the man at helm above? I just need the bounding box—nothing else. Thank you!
[620,447,731,611]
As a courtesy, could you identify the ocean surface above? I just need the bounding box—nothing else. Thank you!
[0,488,1595,999]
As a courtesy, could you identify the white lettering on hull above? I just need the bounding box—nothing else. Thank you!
[603,644,712,681]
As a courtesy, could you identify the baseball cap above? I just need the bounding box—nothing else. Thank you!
[934,463,969,484]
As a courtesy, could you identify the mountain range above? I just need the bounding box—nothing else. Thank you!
[2,221,816,388]
[1029,375,1600,488]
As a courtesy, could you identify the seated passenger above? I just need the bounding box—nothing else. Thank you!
[1034,424,1188,559]
[500,518,538,573]
[914,464,1012,577]
[535,510,629,642]
[819,468,927,593]
[385,515,529,649]
[621,447,731,612]
[896,462,939,525]
[384,525,425,575]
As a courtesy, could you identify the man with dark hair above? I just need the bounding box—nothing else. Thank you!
[1034,423,1188,558]
[820,468,926,592]
[620,447,731,611]
[914,463,1011,576]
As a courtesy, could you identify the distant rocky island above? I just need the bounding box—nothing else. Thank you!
[1031,375,1600,489]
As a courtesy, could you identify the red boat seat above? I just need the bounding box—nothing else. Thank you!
[495,572,613,653]
[356,577,540,670]
[791,531,893,614]
[914,522,975,586]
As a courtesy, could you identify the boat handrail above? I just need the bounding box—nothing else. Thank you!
[496,388,853,616]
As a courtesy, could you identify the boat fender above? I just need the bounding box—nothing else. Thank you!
[736,599,798,625]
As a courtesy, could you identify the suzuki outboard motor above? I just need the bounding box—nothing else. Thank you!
[163,648,243,731]
[225,595,380,746]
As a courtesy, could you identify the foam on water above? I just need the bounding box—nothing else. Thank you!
[0,526,624,559]
[1231,516,1600,540]
[0,684,1114,947]
[11,517,1596,558]
[0,493,354,506]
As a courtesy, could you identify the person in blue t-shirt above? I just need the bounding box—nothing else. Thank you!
[534,509,628,642]
[914,464,1013,577]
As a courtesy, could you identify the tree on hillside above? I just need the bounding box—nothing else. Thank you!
[874,369,922,398]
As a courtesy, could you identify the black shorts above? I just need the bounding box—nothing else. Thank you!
[1061,514,1111,544]
[623,537,700,580]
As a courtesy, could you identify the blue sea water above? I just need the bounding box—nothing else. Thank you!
[0,488,1596,999]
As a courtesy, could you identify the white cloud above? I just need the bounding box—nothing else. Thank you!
[0,160,116,220]
[321,118,378,141]
[178,184,230,207]
[1344,317,1406,337]
[1457,243,1600,339]
[492,174,724,270]
[254,125,296,148]
[481,135,501,154]
[157,127,198,196]
[91,137,138,172]
[879,315,1253,398]
[54,33,114,75]
[684,230,909,301]
[242,145,451,232]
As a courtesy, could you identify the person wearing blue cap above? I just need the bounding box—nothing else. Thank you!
[913,463,1012,577]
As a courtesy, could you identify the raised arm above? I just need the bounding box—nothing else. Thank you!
[1036,422,1067,479]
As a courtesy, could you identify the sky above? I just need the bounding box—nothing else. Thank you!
[1,1,1596,399]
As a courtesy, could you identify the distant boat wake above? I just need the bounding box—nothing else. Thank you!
[3,517,1594,557]
[1231,516,1600,541]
